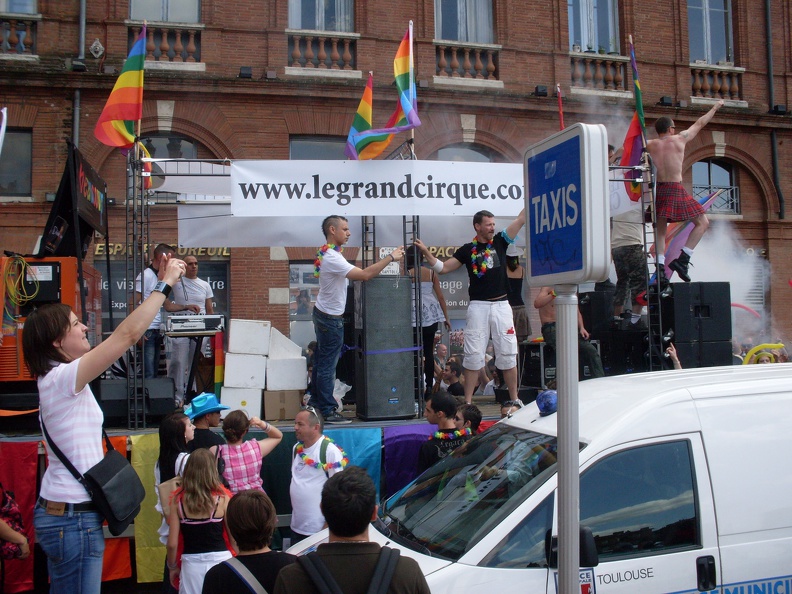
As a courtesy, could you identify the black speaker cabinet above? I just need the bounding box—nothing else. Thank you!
[521,341,600,387]
[661,282,732,343]
[579,290,615,340]
[354,277,416,420]
[597,329,650,376]
[97,378,175,422]
[674,341,733,368]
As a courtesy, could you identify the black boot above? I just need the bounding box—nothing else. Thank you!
[656,263,669,288]
[668,251,691,282]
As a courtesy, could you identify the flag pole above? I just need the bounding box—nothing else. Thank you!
[556,83,565,131]
[408,20,416,158]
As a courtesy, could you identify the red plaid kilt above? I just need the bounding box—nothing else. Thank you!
[655,182,705,222]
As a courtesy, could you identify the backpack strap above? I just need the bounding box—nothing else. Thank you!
[222,557,268,594]
[297,552,344,594]
[319,437,330,478]
[366,546,400,594]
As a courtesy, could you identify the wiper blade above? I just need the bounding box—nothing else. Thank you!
[381,512,434,556]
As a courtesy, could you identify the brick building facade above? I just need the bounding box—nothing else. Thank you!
[1,0,791,342]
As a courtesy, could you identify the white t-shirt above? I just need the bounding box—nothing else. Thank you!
[38,359,104,503]
[314,249,354,316]
[135,267,164,329]
[289,437,344,536]
[171,276,214,314]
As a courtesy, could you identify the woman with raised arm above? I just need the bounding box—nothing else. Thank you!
[22,255,186,594]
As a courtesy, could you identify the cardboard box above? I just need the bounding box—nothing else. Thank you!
[266,356,307,391]
[224,353,267,389]
[264,390,303,421]
[220,387,262,417]
[228,319,271,355]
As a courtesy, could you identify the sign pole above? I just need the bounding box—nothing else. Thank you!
[555,283,580,594]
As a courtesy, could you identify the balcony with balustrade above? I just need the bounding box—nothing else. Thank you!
[129,22,204,72]
[1,13,38,58]
[569,50,630,96]
[433,40,501,89]
[285,30,360,79]
[690,62,744,104]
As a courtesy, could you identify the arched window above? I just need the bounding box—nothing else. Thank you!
[430,143,502,162]
[692,158,739,214]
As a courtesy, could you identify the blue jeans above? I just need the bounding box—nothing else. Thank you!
[143,328,162,378]
[34,504,105,594]
[310,308,345,417]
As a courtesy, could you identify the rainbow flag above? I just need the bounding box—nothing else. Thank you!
[138,141,152,189]
[94,26,146,149]
[344,73,375,159]
[619,36,646,201]
[347,23,421,159]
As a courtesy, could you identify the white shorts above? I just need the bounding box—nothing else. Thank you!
[463,300,518,371]
[180,550,232,594]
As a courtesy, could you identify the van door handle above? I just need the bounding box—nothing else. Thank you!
[696,555,716,591]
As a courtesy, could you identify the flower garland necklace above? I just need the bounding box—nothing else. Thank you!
[430,427,472,440]
[470,238,493,278]
[314,243,343,277]
[295,437,349,471]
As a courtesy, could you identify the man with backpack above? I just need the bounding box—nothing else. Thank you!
[275,466,430,594]
[289,407,347,544]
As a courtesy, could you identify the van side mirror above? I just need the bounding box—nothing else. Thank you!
[545,526,599,568]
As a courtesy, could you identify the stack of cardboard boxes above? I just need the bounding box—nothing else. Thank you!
[221,319,307,421]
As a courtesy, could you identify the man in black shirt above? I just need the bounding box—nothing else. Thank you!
[443,359,465,398]
[185,392,228,451]
[415,208,526,405]
[416,390,472,474]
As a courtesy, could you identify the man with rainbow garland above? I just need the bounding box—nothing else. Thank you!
[289,407,349,544]
[310,215,405,424]
[415,208,526,405]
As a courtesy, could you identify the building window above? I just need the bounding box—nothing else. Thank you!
[288,0,354,32]
[688,0,733,64]
[290,137,346,160]
[0,130,32,196]
[568,0,619,53]
[432,144,498,162]
[0,0,37,12]
[692,158,739,214]
[435,0,493,44]
[130,0,200,23]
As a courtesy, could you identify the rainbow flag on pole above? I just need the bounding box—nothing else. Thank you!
[345,73,376,159]
[94,25,146,150]
[619,35,647,201]
[345,22,421,159]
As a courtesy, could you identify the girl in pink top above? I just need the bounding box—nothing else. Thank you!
[210,410,283,493]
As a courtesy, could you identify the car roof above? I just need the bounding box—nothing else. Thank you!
[505,363,792,445]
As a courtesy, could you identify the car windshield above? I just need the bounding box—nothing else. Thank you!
[379,423,571,561]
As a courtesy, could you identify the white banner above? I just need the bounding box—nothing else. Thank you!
[230,160,524,217]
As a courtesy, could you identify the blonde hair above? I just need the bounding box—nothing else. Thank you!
[180,448,225,517]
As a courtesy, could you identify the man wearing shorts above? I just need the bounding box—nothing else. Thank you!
[647,100,723,282]
[415,208,525,405]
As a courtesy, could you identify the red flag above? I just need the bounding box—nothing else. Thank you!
[556,84,565,130]
[619,112,643,201]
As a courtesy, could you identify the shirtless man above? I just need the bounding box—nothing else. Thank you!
[646,100,724,282]
[533,286,604,380]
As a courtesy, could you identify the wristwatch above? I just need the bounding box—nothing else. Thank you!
[152,281,172,298]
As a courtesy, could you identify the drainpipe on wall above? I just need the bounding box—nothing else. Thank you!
[72,0,87,147]
[766,0,785,218]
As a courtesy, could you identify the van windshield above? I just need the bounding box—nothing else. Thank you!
[380,423,570,560]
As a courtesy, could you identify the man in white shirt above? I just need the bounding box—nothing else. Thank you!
[310,215,405,424]
[167,256,215,405]
[134,243,199,378]
[289,408,345,543]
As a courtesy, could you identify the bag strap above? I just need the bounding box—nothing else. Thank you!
[365,546,400,594]
[222,557,268,594]
[42,422,114,493]
[320,437,330,478]
[297,552,344,594]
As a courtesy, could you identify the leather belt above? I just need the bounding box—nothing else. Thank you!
[37,497,97,513]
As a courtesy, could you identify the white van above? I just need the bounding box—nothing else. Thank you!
[290,364,792,593]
